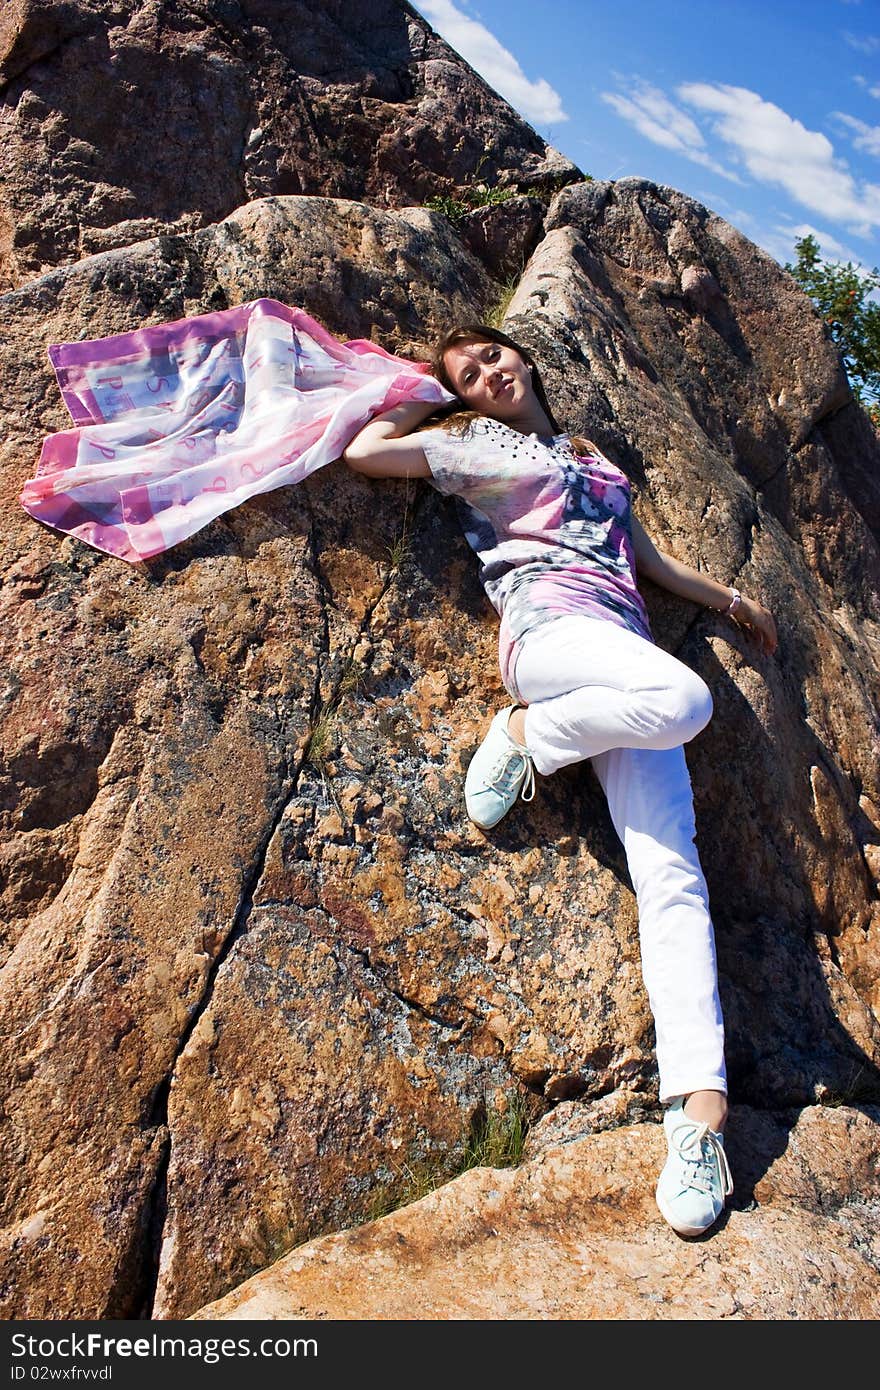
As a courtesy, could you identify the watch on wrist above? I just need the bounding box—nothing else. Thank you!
[724,587,742,617]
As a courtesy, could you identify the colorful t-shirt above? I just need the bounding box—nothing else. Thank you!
[419,417,653,700]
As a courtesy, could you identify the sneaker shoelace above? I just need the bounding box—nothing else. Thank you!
[670,1120,734,1198]
[486,744,536,804]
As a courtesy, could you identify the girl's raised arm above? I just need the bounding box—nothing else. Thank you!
[342,399,438,478]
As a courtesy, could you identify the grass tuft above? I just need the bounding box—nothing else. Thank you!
[425,186,517,226]
[304,710,337,771]
[425,156,518,228]
[461,1090,530,1171]
[362,1092,531,1226]
[338,658,366,698]
[385,479,413,572]
[816,1063,873,1107]
[484,273,521,329]
[386,531,411,570]
[364,1158,446,1223]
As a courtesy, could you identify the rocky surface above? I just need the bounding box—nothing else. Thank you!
[193,1102,880,1320]
[0,0,578,290]
[506,178,880,1106]
[0,194,499,1318]
[1,0,879,1325]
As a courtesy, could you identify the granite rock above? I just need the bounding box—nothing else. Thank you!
[1,11,879,1326]
[0,0,579,290]
[192,1103,880,1320]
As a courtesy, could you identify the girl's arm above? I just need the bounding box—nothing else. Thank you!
[342,399,437,478]
[631,515,778,654]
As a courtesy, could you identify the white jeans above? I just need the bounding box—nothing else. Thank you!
[514,614,726,1104]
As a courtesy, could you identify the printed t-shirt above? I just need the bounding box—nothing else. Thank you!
[419,417,653,700]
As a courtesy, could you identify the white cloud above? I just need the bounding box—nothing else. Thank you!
[834,111,880,154]
[758,225,880,303]
[752,221,853,268]
[785,223,853,258]
[414,0,567,124]
[600,81,741,181]
[695,190,757,227]
[843,31,880,53]
[677,82,880,235]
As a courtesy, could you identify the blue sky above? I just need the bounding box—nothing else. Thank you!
[412,0,880,274]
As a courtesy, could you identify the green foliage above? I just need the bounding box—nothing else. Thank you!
[425,184,516,225]
[386,523,412,570]
[424,194,470,225]
[363,1092,532,1224]
[425,151,589,228]
[470,184,518,210]
[303,709,337,771]
[786,233,880,426]
[459,1091,530,1171]
[385,477,413,570]
[425,152,517,224]
[364,1157,445,1222]
[338,657,366,698]
[484,272,521,329]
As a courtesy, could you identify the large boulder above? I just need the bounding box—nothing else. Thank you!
[191,1102,880,1320]
[0,0,578,290]
[3,177,879,1319]
[505,178,880,1106]
[0,194,504,1318]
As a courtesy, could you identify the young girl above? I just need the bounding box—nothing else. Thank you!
[343,323,777,1238]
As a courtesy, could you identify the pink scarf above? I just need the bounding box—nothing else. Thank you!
[21,299,452,562]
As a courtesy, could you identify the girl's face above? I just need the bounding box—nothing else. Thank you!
[442,339,536,421]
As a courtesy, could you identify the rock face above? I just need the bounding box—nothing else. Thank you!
[1,0,879,1323]
[506,180,880,1106]
[0,0,578,290]
[192,1102,880,1320]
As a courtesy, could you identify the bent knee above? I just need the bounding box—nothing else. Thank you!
[653,668,712,744]
[677,671,713,741]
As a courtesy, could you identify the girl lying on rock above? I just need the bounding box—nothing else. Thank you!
[343,322,778,1239]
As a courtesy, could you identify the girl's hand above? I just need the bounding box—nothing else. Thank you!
[731,595,778,655]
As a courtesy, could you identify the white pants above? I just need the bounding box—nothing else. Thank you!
[514,614,726,1104]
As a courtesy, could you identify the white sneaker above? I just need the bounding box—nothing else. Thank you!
[655,1098,733,1237]
[464,706,536,829]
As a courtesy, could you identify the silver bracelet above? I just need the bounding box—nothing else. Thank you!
[724,586,742,617]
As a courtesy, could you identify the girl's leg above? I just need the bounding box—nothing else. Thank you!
[514,615,713,774]
[514,615,725,1100]
[513,615,730,1233]
[589,743,726,1103]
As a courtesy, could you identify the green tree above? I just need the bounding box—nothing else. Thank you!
[786,234,880,427]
